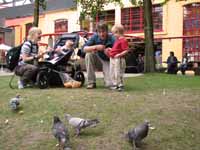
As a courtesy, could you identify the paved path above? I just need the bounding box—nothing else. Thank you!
[93,72,143,78]
[0,71,13,76]
[0,70,143,78]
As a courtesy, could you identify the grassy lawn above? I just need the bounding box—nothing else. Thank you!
[0,73,200,150]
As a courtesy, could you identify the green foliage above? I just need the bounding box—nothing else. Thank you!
[77,0,184,20]
[76,0,123,20]
[130,0,143,5]
[39,0,46,10]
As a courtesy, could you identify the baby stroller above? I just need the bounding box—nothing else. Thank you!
[36,33,85,89]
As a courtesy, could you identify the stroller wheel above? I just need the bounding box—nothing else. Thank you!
[36,71,49,89]
[74,71,85,86]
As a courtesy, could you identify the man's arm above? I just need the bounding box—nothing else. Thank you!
[84,45,105,53]
[83,34,105,53]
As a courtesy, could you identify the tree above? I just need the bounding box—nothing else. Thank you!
[33,0,46,27]
[143,0,155,72]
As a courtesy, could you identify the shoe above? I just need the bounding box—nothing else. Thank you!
[109,86,118,90]
[86,83,96,89]
[117,86,124,92]
[18,80,24,89]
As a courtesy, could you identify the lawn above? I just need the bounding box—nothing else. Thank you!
[0,73,200,150]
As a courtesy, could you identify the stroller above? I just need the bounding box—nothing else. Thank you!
[36,33,85,89]
[9,33,85,89]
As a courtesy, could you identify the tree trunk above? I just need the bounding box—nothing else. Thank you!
[33,0,39,27]
[143,0,155,73]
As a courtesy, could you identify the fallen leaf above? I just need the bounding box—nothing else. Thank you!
[19,111,24,115]
[5,119,9,124]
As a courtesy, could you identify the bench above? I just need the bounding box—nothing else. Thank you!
[177,62,200,75]
[162,61,200,75]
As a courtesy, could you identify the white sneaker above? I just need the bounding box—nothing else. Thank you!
[18,80,24,89]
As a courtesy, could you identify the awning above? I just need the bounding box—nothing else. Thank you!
[0,43,12,51]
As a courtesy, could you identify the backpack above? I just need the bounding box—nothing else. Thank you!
[6,41,32,71]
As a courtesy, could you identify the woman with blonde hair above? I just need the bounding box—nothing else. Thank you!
[15,27,43,89]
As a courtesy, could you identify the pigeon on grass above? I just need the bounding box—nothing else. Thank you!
[125,121,150,149]
[52,116,71,150]
[9,95,21,111]
[65,114,99,136]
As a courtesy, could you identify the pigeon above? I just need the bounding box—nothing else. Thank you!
[52,116,71,150]
[65,114,99,136]
[9,95,21,111]
[126,121,150,149]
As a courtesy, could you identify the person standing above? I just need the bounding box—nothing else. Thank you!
[105,24,129,91]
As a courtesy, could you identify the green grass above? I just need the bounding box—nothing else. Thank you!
[0,73,200,150]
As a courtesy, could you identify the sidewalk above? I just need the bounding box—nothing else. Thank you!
[0,70,143,78]
[93,72,143,78]
[0,70,13,76]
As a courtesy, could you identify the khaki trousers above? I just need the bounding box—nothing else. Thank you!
[110,57,126,87]
[85,52,112,86]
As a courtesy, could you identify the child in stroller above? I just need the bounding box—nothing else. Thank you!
[36,37,85,89]
[51,40,82,88]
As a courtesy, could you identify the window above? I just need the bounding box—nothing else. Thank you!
[25,23,32,37]
[94,10,115,31]
[55,19,68,33]
[0,37,2,44]
[183,3,200,61]
[0,33,4,44]
[121,5,163,33]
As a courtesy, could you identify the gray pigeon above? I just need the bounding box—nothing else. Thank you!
[126,121,150,149]
[65,114,99,136]
[9,95,21,110]
[52,116,71,150]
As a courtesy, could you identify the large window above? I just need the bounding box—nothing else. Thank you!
[55,19,68,33]
[94,10,115,31]
[0,37,3,44]
[0,33,4,44]
[121,5,163,33]
[183,3,200,61]
[25,23,32,37]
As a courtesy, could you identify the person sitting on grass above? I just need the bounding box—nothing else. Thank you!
[105,24,129,91]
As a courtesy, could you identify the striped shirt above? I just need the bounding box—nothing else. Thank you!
[19,41,38,65]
